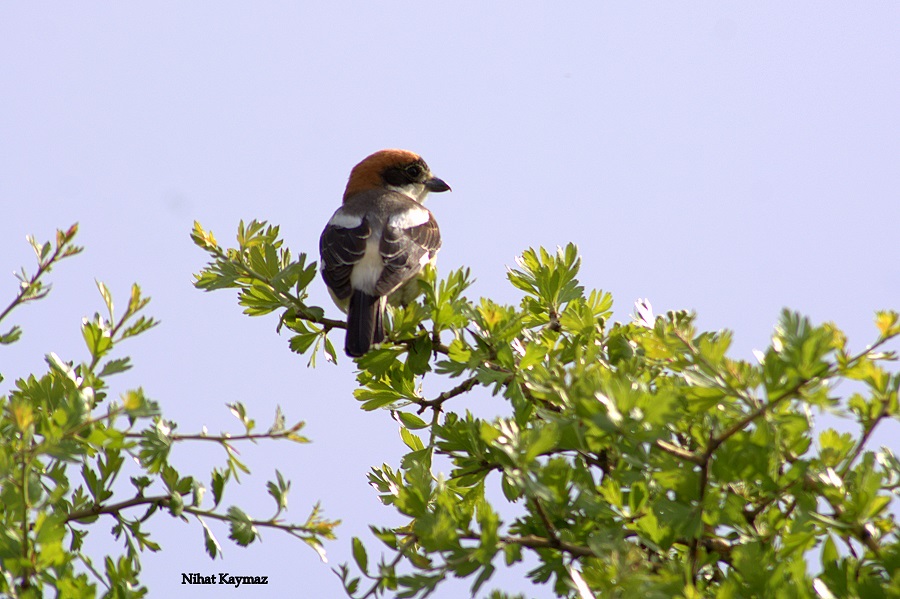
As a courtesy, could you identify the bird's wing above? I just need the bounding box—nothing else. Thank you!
[319,218,371,300]
[375,213,441,297]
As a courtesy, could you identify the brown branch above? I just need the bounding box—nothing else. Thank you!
[839,403,889,478]
[21,453,32,579]
[804,475,885,558]
[123,428,304,444]
[415,376,478,414]
[545,309,561,333]
[309,314,347,331]
[501,532,733,561]
[401,530,594,558]
[66,494,170,523]
[66,494,324,537]
[743,479,802,526]
[655,439,703,465]
[183,506,322,537]
[0,229,78,324]
[502,533,593,557]
[707,333,897,457]
[392,334,450,356]
[532,499,560,547]
[396,528,733,564]
[688,458,712,583]
[683,374,818,583]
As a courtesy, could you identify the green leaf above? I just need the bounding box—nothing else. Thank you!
[875,310,900,337]
[81,318,112,359]
[191,479,206,507]
[130,476,152,493]
[99,357,132,376]
[629,481,648,515]
[138,419,174,473]
[228,402,255,431]
[211,469,227,507]
[168,491,184,517]
[323,335,338,363]
[518,342,548,370]
[821,535,839,568]
[819,429,854,467]
[120,315,159,340]
[400,427,425,452]
[352,537,369,574]
[96,280,114,319]
[289,332,318,354]
[356,385,403,411]
[0,325,22,345]
[226,506,258,547]
[266,470,290,513]
[406,336,433,375]
[398,412,428,430]
[357,347,405,377]
[524,424,558,463]
[200,517,223,559]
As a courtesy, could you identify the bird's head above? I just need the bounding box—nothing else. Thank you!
[343,149,451,204]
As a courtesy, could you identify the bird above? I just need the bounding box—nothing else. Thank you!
[319,149,451,357]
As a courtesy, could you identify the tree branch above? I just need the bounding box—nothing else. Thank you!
[532,499,560,547]
[66,494,170,522]
[415,376,478,414]
[655,439,703,465]
[0,227,80,324]
[501,533,594,558]
[66,494,325,538]
[123,428,305,444]
[839,402,889,478]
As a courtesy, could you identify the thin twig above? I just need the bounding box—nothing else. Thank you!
[415,376,478,415]
[688,458,711,583]
[123,429,303,444]
[532,499,560,547]
[502,533,594,557]
[1,227,81,328]
[839,404,889,478]
[655,439,703,465]
[66,494,169,522]
[66,494,324,537]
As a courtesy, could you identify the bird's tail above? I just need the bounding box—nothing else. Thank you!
[346,291,384,357]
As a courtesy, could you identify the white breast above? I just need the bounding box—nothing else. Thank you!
[388,206,430,229]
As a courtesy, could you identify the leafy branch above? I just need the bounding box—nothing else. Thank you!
[193,221,900,598]
[0,226,339,596]
[0,224,82,347]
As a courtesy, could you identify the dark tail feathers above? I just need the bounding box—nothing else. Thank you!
[346,291,384,357]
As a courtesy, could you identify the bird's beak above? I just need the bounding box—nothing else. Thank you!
[425,177,451,193]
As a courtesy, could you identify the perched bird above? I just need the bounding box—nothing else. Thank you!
[320,149,451,357]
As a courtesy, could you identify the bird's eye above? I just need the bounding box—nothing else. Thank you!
[405,165,423,178]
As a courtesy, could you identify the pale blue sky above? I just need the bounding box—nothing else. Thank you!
[2,3,898,597]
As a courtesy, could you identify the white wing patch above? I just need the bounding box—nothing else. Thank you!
[388,206,430,229]
[327,210,363,228]
[349,236,384,294]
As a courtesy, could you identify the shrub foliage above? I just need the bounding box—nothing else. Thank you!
[192,221,900,598]
[0,225,336,597]
[2,220,897,598]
